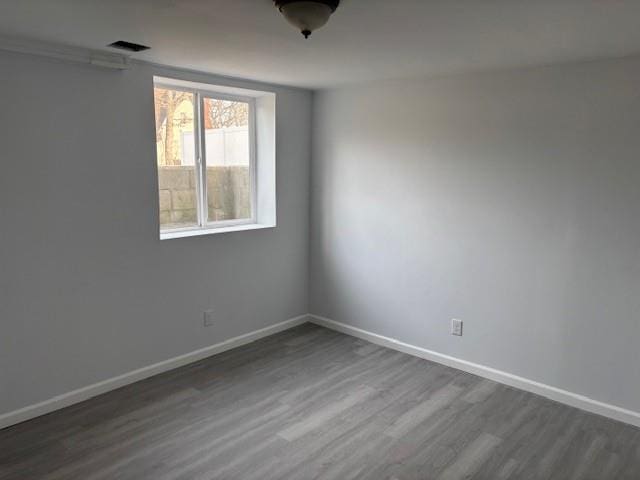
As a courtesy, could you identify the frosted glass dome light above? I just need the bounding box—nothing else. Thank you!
[274,0,340,39]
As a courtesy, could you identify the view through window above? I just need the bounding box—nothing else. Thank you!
[154,83,254,232]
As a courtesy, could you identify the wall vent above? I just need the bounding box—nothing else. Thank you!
[107,41,150,52]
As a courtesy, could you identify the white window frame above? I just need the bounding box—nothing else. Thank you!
[155,79,259,237]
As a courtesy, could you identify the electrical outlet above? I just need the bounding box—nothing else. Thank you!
[203,310,215,327]
[451,318,463,336]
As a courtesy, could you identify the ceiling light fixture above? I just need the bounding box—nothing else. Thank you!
[274,0,340,39]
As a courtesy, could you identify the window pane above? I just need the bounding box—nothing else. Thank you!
[154,87,198,230]
[203,98,251,222]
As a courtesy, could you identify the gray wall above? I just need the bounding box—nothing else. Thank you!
[3,47,640,419]
[0,51,311,415]
[310,56,640,413]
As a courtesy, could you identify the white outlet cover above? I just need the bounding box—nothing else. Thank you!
[451,318,463,336]
[204,310,215,327]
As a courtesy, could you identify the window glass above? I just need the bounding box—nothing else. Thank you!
[202,98,252,222]
[153,80,259,236]
[154,87,198,229]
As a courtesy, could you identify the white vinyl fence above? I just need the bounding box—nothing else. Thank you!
[181,126,249,166]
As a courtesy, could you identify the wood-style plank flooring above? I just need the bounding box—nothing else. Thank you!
[1,323,639,479]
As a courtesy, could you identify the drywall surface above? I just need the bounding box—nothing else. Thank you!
[0,51,311,415]
[310,56,640,413]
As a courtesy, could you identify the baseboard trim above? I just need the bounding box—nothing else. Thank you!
[310,314,640,428]
[0,315,308,430]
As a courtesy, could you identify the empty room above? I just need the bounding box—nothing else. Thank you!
[1,1,640,478]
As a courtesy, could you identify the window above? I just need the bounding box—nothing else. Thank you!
[153,77,275,239]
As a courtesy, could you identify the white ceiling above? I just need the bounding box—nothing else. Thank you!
[2,0,640,89]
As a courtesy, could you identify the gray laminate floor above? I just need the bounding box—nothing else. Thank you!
[1,323,639,479]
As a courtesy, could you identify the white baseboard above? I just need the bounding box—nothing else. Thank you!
[0,315,308,430]
[5,313,638,431]
[310,314,640,428]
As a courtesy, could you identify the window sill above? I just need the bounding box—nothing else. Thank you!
[160,223,274,240]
